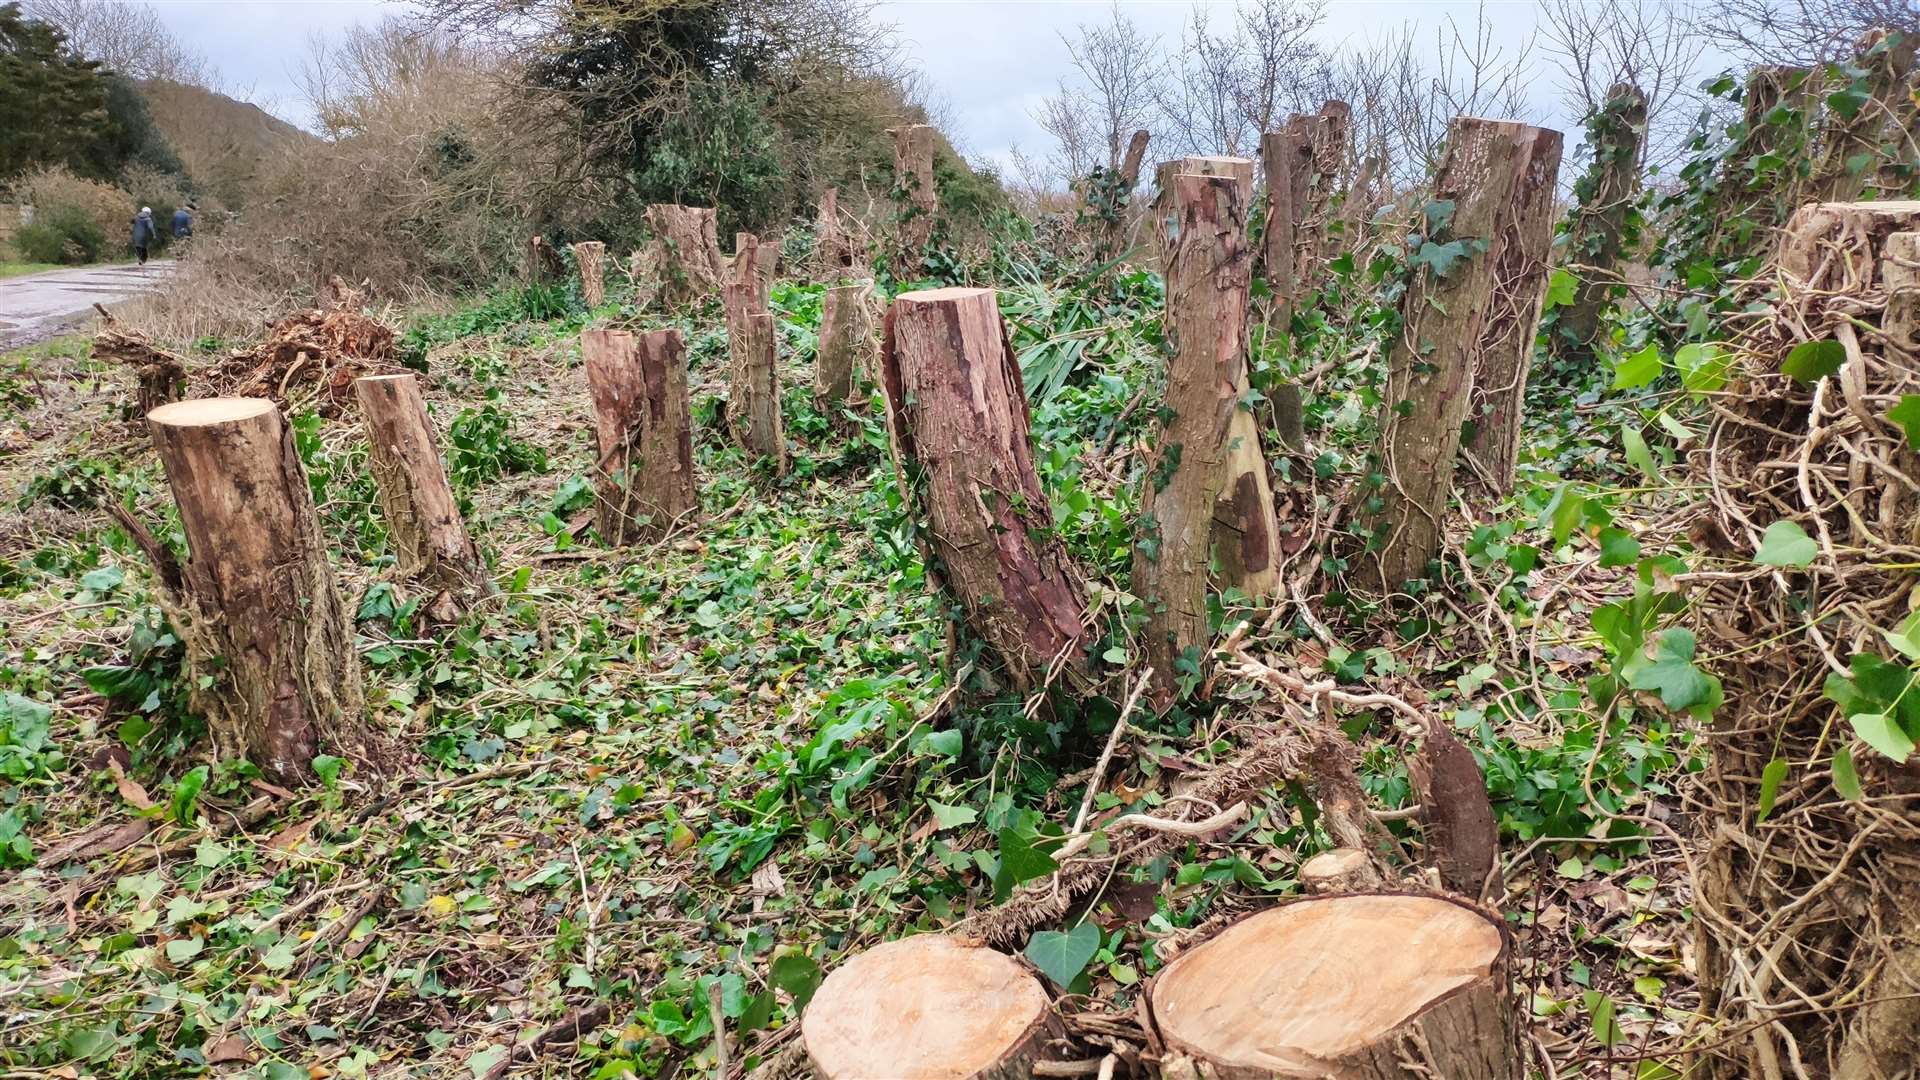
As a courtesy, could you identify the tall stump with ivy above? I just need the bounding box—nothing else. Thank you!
[144,398,376,784]
[1811,28,1917,203]
[570,240,606,309]
[1556,85,1645,364]
[723,233,785,472]
[815,280,873,424]
[881,286,1089,690]
[891,123,938,268]
[581,328,698,543]
[640,204,725,308]
[1349,117,1545,590]
[353,373,489,621]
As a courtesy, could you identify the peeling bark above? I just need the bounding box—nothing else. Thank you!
[641,204,725,308]
[724,233,785,471]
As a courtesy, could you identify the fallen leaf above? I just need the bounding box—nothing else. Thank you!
[267,818,317,855]
[202,1035,252,1064]
[107,759,154,811]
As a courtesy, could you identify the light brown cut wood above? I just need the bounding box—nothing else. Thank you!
[815,280,873,423]
[1300,847,1382,894]
[1351,117,1545,589]
[581,328,698,543]
[353,374,488,621]
[147,397,373,784]
[641,204,725,308]
[802,936,1063,1080]
[571,241,606,308]
[892,123,939,263]
[1150,893,1518,1079]
[1464,123,1564,496]
[882,287,1090,689]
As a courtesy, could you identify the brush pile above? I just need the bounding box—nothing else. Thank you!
[203,277,407,413]
[1692,200,1920,1077]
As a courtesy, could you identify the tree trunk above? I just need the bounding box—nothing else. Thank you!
[1350,117,1543,590]
[1463,124,1564,496]
[580,328,698,543]
[571,240,606,309]
[802,936,1064,1080]
[1812,29,1917,203]
[814,186,846,279]
[1150,893,1519,1079]
[1089,128,1152,262]
[881,287,1090,690]
[891,123,939,265]
[641,204,725,308]
[353,374,489,622]
[815,280,873,424]
[526,234,562,285]
[1136,166,1278,705]
[147,398,373,784]
[728,311,786,473]
[1295,100,1351,288]
[1261,125,1313,452]
[1557,84,1646,364]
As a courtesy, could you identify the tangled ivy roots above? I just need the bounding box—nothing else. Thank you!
[1692,201,1920,1078]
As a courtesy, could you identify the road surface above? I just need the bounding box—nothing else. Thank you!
[0,261,174,350]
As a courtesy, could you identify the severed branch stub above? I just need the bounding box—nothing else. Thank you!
[353,374,490,622]
[1149,893,1519,1079]
[803,936,1064,1080]
[580,328,698,544]
[881,286,1091,690]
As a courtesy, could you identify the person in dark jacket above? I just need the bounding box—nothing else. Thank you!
[131,207,155,265]
[172,204,193,240]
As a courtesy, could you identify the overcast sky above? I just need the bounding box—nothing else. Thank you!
[147,0,1708,170]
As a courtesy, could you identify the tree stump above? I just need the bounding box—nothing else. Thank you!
[641,204,725,308]
[1293,100,1351,287]
[1260,125,1311,325]
[1137,167,1279,705]
[1300,848,1383,894]
[891,123,939,265]
[1150,893,1518,1079]
[1557,84,1646,364]
[571,241,606,308]
[353,374,488,621]
[91,311,187,416]
[1812,28,1917,203]
[728,311,786,473]
[815,280,873,424]
[882,287,1090,689]
[526,234,563,285]
[1464,123,1564,496]
[815,186,859,279]
[147,398,372,784]
[802,936,1063,1080]
[580,329,698,543]
[1351,117,1546,590]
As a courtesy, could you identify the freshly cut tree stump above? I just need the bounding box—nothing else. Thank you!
[1151,893,1517,1079]
[580,329,698,543]
[802,936,1063,1080]
[147,398,372,784]
[641,204,725,308]
[815,280,873,421]
[882,287,1090,689]
[728,311,786,473]
[1299,848,1382,894]
[891,123,939,263]
[571,241,606,308]
[353,374,488,621]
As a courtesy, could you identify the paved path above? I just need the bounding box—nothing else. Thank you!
[0,261,174,350]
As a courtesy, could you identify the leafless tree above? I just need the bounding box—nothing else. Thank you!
[1033,2,1160,184]
[21,0,212,85]
[1153,0,1333,158]
[1693,0,1919,65]
[1540,0,1702,168]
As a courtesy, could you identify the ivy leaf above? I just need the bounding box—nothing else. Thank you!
[1781,339,1845,383]
[1612,344,1661,390]
[771,952,823,1009]
[467,1046,509,1079]
[1832,743,1863,801]
[1673,343,1729,394]
[1886,395,1920,449]
[1543,267,1577,309]
[1849,711,1914,762]
[1025,921,1100,988]
[919,729,962,759]
[927,799,977,830]
[1756,757,1788,821]
[1622,426,1659,481]
[997,829,1059,886]
[1754,521,1817,567]
[1880,612,1920,661]
[1626,629,1713,710]
[1597,528,1641,568]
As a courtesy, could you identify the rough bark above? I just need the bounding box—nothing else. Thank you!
[802,936,1064,1080]
[353,374,489,622]
[1463,124,1564,496]
[728,312,786,473]
[580,328,698,543]
[571,241,606,308]
[1351,117,1542,590]
[91,311,186,415]
[891,123,939,264]
[1558,84,1646,363]
[1812,29,1918,203]
[881,287,1090,690]
[1887,231,1919,349]
[526,234,563,285]
[147,398,373,784]
[1150,892,1519,1079]
[814,186,848,279]
[641,204,725,308]
[1260,125,1310,325]
[1296,100,1351,287]
[1300,848,1383,894]
[815,280,873,422]
[1409,715,1501,902]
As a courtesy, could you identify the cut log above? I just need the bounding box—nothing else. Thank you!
[1150,893,1518,1079]
[1557,84,1646,364]
[147,398,373,784]
[815,280,873,423]
[1300,847,1383,894]
[580,328,698,543]
[1464,123,1564,496]
[1351,117,1546,589]
[1409,715,1501,901]
[728,312,786,473]
[571,240,606,308]
[353,374,489,621]
[891,123,939,264]
[1137,166,1277,705]
[802,935,1063,1080]
[526,234,563,285]
[723,231,777,329]
[641,204,725,308]
[882,287,1090,689]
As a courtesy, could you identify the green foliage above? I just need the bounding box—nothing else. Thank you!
[0,3,107,178]
[12,204,106,265]
[447,404,548,492]
[633,77,784,237]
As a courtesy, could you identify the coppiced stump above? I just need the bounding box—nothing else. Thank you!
[581,329,698,543]
[641,204,725,307]
[353,374,489,621]
[1558,85,1645,362]
[1260,125,1313,450]
[815,280,873,422]
[1464,124,1564,495]
[882,287,1089,689]
[891,123,938,263]
[571,241,606,308]
[729,312,786,473]
[1351,117,1540,589]
[147,398,373,784]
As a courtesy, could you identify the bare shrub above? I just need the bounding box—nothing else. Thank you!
[11,165,133,249]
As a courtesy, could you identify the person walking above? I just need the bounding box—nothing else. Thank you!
[131,206,156,266]
[171,203,193,240]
